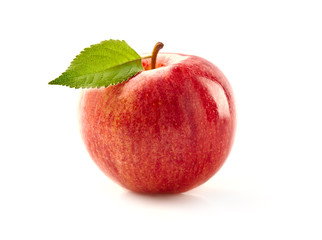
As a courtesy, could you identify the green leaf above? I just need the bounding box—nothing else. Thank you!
[48,39,144,89]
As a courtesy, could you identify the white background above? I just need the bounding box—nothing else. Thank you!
[1,0,322,239]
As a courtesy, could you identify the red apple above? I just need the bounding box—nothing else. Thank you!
[79,53,236,193]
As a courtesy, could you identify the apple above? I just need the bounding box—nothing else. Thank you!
[79,51,236,193]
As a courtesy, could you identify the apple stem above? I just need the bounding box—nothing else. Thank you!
[151,42,164,70]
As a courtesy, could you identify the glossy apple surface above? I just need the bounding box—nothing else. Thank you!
[79,53,236,193]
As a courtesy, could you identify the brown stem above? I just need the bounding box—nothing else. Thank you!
[151,42,164,69]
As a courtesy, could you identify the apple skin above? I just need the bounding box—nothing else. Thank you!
[79,53,236,193]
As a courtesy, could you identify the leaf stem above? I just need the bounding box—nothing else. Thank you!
[141,55,152,59]
[151,42,164,69]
